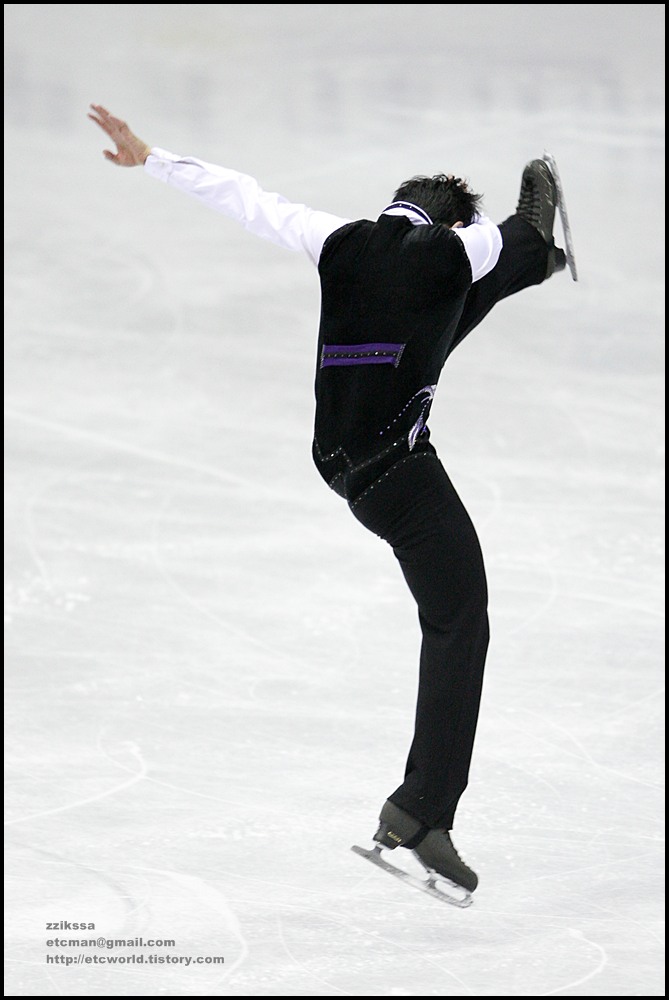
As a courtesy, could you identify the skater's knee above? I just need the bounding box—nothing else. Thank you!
[419,587,488,636]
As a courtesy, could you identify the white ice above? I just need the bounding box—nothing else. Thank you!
[4,4,665,996]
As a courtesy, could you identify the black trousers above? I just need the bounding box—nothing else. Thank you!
[347,215,549,830]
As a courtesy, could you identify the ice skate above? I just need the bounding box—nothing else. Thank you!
[542,151,578,281]
[516,157,570,279]
[351,801,477,907]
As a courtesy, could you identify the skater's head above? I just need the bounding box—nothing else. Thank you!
[392,174,483,227]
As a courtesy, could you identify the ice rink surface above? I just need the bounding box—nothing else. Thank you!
[4,4,665,996]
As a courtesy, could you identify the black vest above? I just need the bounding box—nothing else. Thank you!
[312,213,473,498]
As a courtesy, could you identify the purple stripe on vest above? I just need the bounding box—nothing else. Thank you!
[321,355,399,367]
[324,343,405,354]
[321,342,406,368]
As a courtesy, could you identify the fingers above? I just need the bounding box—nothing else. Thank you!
[88,104,127,139]
[87,112,105,131]
[88,103,111,130]
[89,103,114,124]
[88,103,150,166]
[89,106,122,164]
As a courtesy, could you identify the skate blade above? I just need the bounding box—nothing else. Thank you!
[351,844,473,908]
[543,151,578,281]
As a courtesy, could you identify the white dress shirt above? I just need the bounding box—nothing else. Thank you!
[145,148,502,280]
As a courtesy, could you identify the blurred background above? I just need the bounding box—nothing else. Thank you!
[4,5,665,996]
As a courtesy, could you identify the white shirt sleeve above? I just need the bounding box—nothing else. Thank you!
[144,148,350,266]
[452,214,503,282]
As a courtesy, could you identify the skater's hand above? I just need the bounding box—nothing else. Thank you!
[88,104,151,167]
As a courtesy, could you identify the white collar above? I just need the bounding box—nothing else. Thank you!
[381,201,433,226]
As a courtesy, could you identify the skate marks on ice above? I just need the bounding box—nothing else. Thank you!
[5,723,251,994]
[5,740,148,829]
[269,888,476,997]
[5,465,663,991]
[5,845,250,995]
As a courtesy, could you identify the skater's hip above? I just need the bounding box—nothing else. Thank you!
[312,430,436,503]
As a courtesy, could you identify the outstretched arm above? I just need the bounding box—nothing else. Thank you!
[88,104,151,167]
[87,104,350,264]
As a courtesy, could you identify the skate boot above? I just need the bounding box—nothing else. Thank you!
[516,158,566,278]
[413,828,479,893]
[352,801,477,906]
[373,800,478,893]
[372,799,428,850]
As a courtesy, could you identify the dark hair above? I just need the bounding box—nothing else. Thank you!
[392,174,483,227]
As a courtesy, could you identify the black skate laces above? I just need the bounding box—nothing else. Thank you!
[517,176,542,227]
